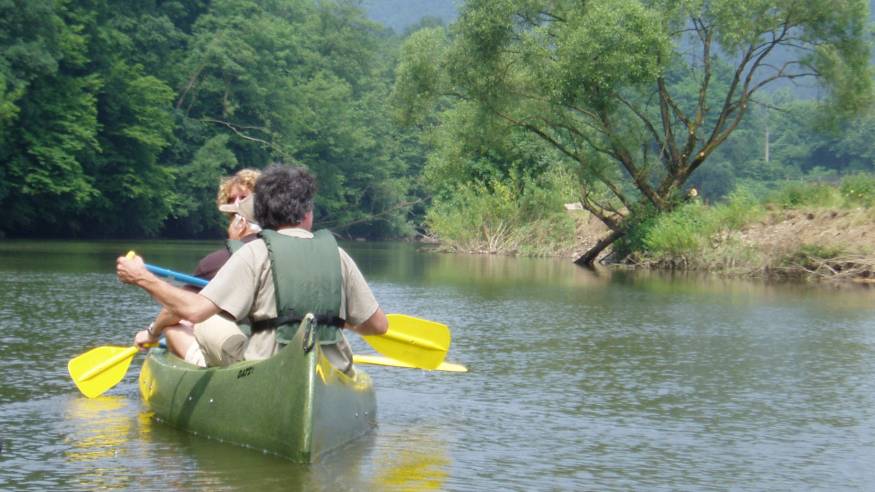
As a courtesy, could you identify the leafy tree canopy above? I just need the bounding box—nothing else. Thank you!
[394,0,873,263]
[0,0,423,239]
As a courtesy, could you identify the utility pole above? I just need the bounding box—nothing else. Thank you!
[764,107,770,163]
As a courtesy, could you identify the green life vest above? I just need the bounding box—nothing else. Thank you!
[254,229,344,345]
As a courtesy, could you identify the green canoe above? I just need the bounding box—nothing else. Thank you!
[138,326,377,462]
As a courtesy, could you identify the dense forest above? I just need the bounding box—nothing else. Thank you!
[0,0,428,239]
[2,0,874,257]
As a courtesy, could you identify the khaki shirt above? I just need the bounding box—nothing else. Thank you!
[200,228,379,359]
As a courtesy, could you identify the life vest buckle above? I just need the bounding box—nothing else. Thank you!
[302,313,317,354]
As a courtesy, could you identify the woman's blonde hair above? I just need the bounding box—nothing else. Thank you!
[216,168,261,208]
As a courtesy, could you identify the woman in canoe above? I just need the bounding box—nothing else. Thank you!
[188,167,263,282]
[117,164,388,369]
[136,169,263,364]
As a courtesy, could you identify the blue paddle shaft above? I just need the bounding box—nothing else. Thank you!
[144,264,208,288]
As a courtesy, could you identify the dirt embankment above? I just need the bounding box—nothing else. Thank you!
[736,207,875,281]
[566,207,875,282]
[738,207,874,255]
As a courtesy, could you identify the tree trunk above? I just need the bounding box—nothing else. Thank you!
[574,229,625,267]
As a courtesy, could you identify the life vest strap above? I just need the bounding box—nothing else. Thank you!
[251,310,346,333]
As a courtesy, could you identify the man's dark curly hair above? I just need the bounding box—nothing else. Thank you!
[254,164,317,229]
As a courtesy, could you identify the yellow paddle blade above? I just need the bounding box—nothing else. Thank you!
[68,346,139,398]
[353,354,468,373]
[361,314,451,370]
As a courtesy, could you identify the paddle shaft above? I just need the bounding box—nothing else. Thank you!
[145,263,208,288]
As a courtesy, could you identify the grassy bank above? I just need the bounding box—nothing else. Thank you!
[624,175,875,282]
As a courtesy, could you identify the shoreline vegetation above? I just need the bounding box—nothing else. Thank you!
[425,176,875,285]
[4,0,874,274]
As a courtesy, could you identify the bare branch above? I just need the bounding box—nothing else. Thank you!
[200,118,298,164]
[657,77,682,170]
[683,23,712,165]
[176,64,205,110]
[320,197,425,230]
[598,111,665,209]
[615,94,664,153]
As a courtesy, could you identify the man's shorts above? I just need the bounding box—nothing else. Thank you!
[189,314,247,367]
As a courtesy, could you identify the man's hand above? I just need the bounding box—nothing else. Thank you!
[134,329,157,351]
[117,253,150,285]
[116,252,222,324]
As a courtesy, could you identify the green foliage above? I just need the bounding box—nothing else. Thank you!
[839,173,875,207]
[426,179,517,251]
[746,175,875,213]
[625,190,764,261]
[169,134,239,236]
[394,0,873,261]
[426,166,577,254]
[766,181,843,209]
[3,0,874,248]
[551,1,669,108]
[0,0,423,239]
[391,27,449,125]
[611,204,660,259]
[642,203,714,259]
[712,188,764,230]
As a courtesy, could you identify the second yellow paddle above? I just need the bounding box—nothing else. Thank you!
[353,354,467,372]
[362,314,451,370]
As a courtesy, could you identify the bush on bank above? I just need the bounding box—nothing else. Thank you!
[625,189,764,268]
[425,167,579,256]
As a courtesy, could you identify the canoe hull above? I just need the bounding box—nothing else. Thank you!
[138,332,376,462]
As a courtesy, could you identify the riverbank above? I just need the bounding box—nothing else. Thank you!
[566,204,875,283]
[428,194,875,284]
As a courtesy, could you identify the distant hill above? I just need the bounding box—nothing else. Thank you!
[360,0,457,33]
[362,1,874,40]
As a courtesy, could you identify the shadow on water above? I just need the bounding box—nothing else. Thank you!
[55,392,377,490]
[135,413,452,491]
[55,390,453,491]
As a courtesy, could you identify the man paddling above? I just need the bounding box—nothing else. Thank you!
[117,164,388,368]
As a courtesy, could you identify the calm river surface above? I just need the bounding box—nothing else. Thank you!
[2,240,875,490]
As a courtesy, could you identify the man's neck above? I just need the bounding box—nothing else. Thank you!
[276,223,310,231]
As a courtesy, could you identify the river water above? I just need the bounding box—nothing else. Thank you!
[2,240,875,491]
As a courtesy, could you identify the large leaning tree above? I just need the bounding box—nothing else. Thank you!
[393,0,872,265]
